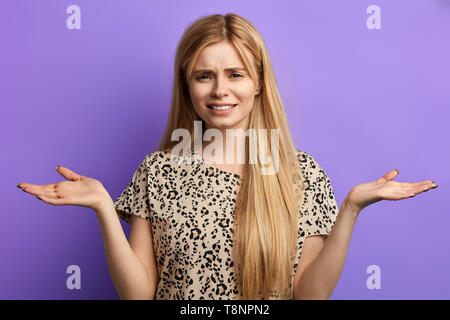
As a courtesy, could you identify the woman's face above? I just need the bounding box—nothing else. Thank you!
[188,40,261,134]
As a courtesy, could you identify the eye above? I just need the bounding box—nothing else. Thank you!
[195,73,243,81]
[197,74,211,80]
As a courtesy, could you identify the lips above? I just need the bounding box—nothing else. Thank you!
[207,104,237,109]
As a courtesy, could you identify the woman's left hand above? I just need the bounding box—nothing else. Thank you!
[344,169,438,215]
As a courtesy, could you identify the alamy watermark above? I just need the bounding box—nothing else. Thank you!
[170,120,280,175]
[367,5,381,30]
[366,264,381,290]
[66,264,81,290]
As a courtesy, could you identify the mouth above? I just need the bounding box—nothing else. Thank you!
[207,104,237,111]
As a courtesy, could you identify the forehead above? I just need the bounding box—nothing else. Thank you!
[193,41,247,69]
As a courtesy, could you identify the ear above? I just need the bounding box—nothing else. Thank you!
[255,80,262,95]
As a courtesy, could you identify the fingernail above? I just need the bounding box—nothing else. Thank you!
[56,166,60,170]
[395,169,399,174]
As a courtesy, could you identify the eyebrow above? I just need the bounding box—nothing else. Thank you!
[192,67,246,74]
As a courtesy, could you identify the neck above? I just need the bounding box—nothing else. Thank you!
[201,133,248,166]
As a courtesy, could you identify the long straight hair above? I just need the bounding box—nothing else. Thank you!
[159,13,304,299]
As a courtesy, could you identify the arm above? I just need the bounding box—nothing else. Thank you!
[292,168,436,299]
[17,165,158,299]
[293,197,359,300]
[95,199,159,300]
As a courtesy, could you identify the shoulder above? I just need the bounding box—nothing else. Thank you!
[295,149,322,173]
[141,149,197,182]
[142,149,172,171]
[139,150,181,172]
[142,150,171,165]
[294,149,336,193]
[142,149,199,167]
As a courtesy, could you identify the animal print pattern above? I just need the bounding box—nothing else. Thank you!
[114,148,339,299]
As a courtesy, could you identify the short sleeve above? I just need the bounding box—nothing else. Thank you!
[298,152,339,238]
[114,156,154,224]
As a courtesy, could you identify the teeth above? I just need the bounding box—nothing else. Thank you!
[209,105,235,110]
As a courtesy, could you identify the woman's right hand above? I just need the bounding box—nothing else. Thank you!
[17,166,113,211]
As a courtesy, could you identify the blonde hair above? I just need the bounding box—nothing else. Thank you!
[159,13,304,299]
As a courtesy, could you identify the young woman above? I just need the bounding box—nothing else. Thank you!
[17,13,438,300]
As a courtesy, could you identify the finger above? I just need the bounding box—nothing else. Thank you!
[419,183,438,193]
[405,184,438,197]
[412,180,435,186]
[394,180,435,189]
[56,166,82,182]
[17,183,57,196]
[402,181,437,193]
[381,190,417,200]
[35,193,70,206]
[376,169,399,184]
[34,185,61,200]
[403,191,417,198]
[383,182,437,200]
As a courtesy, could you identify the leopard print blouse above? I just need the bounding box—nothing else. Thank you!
[114,148,339,300]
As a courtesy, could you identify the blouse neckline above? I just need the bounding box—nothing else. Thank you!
[161,149,242,181]
[198,158,242,181]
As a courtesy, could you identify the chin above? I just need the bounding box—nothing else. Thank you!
[215,119,250,131]
[206,119,236,129]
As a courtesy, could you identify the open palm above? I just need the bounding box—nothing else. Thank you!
[345,169,438,214]
[17,166,111,210]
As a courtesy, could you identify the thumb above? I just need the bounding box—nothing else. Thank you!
[376,169,399,184]
[56,166,83,181]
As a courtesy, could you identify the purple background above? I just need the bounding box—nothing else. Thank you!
[2,0,449,299]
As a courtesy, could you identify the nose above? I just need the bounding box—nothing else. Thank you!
[211,76,229,98]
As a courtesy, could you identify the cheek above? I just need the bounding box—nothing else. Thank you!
[239,88,258,116]
[235,81,257,98]
[188,87,208,115]
[190,85,211,103]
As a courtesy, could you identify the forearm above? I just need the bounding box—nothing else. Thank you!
[294,198,359,299]
[95,200,155,300]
